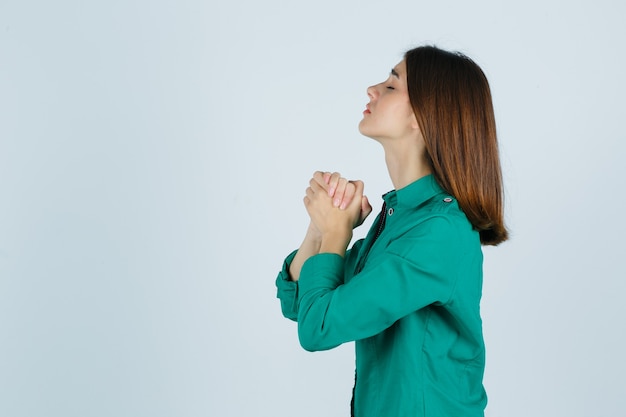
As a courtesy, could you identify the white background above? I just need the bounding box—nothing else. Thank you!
[1,1,625,416]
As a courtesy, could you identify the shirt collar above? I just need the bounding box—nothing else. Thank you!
[382,174,444,209]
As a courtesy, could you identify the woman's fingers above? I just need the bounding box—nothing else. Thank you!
[309,171,366,211]
[333,177,350,208]
[304,175,369,231]
[305,178,330,210]
[339,182,356,210]
[327,172,342,197]
[361,194,373,217]
[309,177,326,193]
[312,171,330,191]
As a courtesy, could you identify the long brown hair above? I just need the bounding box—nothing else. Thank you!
[405,46,508,245]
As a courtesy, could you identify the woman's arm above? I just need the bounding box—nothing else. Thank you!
[288,222,322,282]
[276,173,371,321]
[296,215,470,351]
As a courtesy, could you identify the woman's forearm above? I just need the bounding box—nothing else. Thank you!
[288,222,322,282]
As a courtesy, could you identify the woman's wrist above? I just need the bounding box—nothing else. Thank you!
[305,222,323,243]
[319,228,353,257]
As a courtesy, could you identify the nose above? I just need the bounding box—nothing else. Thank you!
[366,85,377,99]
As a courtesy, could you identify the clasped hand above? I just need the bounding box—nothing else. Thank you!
[304,171,373,237]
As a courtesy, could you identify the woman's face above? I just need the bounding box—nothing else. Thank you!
[358,59,419,142]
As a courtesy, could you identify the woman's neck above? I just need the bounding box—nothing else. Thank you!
[383,141,432,190]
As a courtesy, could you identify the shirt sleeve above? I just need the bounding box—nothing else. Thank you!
[296,215,469,352]
[275,239,366,322]
[275,250,299,321]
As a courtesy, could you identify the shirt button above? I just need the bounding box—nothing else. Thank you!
[443,197,453,203]
[387,207,394,216]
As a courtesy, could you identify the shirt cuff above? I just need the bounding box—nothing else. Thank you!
[275,250,299,320]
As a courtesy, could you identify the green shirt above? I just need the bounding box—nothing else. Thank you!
[276,174,487,417]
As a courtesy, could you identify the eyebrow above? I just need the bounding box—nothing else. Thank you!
[390,68,400,78]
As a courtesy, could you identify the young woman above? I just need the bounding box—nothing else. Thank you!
[275,45,508,417]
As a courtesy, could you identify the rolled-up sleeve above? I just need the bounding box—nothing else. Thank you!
[275,250,299,321]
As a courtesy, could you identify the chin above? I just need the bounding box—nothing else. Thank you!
[358,125,376,140]
[358,120,371,136]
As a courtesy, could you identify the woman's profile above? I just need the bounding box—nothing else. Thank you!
[276,45,508,417]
